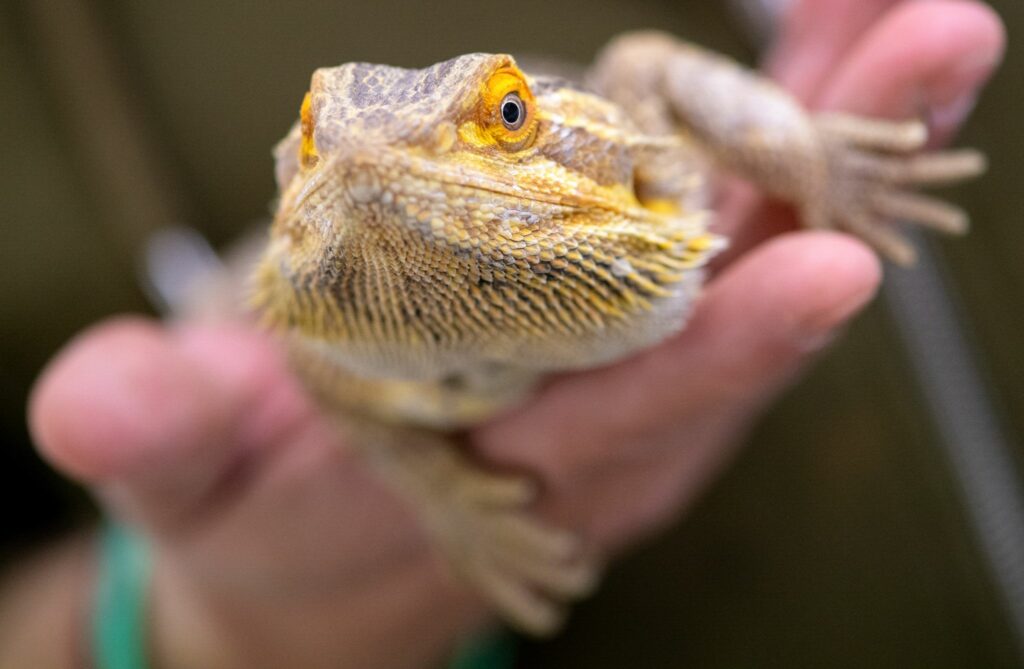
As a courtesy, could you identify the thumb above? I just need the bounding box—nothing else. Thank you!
[28,318,303,530]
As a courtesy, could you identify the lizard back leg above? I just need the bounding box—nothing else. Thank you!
[285,338,599,635]
[337,416,599,636]
[588,31,985,264]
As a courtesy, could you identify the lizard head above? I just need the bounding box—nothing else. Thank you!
[254,54,721,378]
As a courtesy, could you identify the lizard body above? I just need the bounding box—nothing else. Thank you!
[252,31,984,634]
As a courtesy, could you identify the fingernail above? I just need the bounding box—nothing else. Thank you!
[925,50,997,138]
[795,328,841,354]
[929,92,978,139]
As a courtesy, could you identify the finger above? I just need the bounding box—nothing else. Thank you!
[844,148,987,185]
[817,0,1005,142]
[720,0,1003,264]
[846,213,918,266]
[531,416,729,553]
[550,443,712,553]
[765,0,906,100]
[28,318,307,529]
[476,232,881,485]
[814,114,926,152]
[870,190,969,235]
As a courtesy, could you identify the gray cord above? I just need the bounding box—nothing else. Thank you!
[884,235,1024,659]
[141,226,224,317]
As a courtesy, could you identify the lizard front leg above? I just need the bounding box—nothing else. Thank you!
[589,31,985,264]
[333,415,599,636]
[284,340,598,635]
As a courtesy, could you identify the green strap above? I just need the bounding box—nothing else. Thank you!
[94,523,151,669]
[93,523,516,669]
[449,631,518,669]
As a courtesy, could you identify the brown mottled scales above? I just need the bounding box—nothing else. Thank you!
[252,31,984,635]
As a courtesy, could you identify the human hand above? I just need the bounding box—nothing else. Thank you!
[479,0,1005,555]
[28,2,1002,668]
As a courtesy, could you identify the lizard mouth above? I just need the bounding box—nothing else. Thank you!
[296,145,666,224]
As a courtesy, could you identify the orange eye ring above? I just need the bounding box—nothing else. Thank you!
[479,66,537,150]
[299,91,319,168]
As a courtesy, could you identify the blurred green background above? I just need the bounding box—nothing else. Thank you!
[1,1,1022,666]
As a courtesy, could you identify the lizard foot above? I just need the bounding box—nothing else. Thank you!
[808,113,986,265]
[418,460,600,636]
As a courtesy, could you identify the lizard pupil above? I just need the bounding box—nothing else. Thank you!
[500,93,524,130]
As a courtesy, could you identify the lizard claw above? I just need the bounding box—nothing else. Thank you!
[420,467,599,636]
[807,113,986,265]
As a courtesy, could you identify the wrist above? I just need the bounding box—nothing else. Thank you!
[147,541,490,669]
[0,535,93,669]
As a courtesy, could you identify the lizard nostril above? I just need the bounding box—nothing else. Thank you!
[348,169,381,204]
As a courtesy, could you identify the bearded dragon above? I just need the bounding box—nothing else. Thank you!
[251,31,984,635]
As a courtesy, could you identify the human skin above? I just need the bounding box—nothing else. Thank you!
[5,2,1004,667]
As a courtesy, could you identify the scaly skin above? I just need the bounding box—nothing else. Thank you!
[255,51,720,424]
[251,31,984,635]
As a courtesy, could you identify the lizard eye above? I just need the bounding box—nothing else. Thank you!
[469,65,537,150]
[500,92,525,131]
